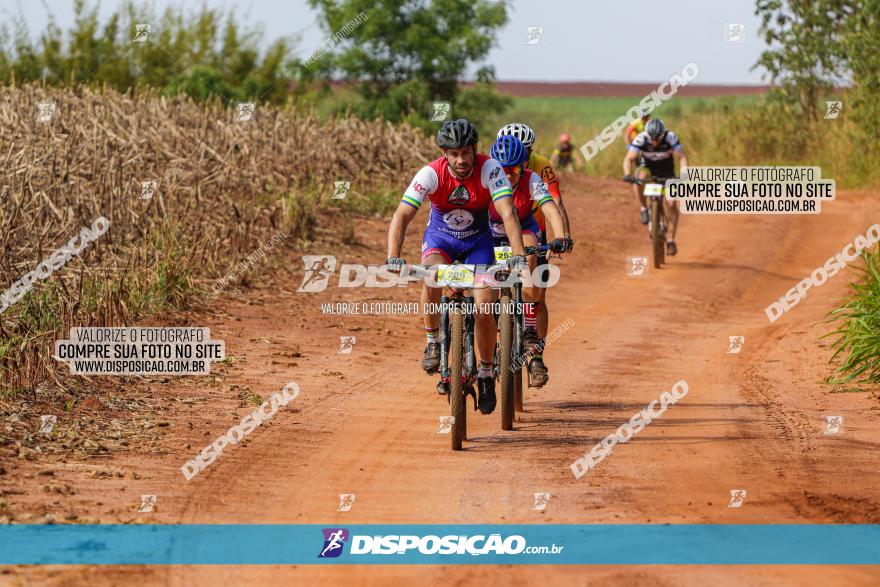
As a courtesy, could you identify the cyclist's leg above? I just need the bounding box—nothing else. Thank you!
[665,200,679,237]
[522,232,541,302]
[664,179,680,238]
[489,230,507,307]
[649,162,679,251]
[463,233,498,368]
[420,253,446,324]
[420,233,455,372]
[536,230,549,338]
[525,220,550,386]
[465,232,500,413]
[420,235,454,330]
[634,165,651,208]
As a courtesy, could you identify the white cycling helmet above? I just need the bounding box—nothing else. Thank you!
[497,123,536,149]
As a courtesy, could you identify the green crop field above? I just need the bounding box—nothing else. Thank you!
[484,94,762,162]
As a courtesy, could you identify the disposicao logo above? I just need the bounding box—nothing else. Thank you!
[318,528,349,558]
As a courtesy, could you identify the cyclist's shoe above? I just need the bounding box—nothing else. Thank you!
[528,357,549,388]
[436,378,449,395]
[477,376,496,414]
[639,207,649,225]
[524,326,540,352]
[667,241,678,256]
[422,342,440,374]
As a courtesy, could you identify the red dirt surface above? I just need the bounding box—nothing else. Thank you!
[2,174,879,586]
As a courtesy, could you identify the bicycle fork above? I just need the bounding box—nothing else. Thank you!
[514,282,524,362]
[464,295,477,409]
[439,294,450,387]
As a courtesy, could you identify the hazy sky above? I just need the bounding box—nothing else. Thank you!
[2,0,768,84]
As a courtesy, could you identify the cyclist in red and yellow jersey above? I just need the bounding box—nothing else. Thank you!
[625,110,651,145]
[496,123,573,388]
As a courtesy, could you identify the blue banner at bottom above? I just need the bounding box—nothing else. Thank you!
[1,524,878,565]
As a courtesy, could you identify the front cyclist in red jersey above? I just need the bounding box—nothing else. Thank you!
[385,119,527,415]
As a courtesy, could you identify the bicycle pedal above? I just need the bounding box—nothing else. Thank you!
[527,363,549,388]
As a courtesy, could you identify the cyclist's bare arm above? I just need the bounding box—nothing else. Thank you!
[493,197,526,255]
[623,149,640,175]
[540,200,566,242]
[675,149,690,173]
[387,202,418,258]
[545,177,571,237]
[555,195,571,238]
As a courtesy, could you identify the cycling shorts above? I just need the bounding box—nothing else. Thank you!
[421,228,494,265]
[638,158,676,180]
[491,214,541,243]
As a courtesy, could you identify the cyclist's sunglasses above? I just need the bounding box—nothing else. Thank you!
[503,164,524,175]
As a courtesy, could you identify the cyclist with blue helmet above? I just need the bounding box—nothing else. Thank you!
[489,135,570,387]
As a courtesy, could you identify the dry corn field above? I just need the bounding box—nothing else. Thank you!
[0,83,435,394]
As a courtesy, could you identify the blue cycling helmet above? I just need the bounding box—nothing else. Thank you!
[490,135,527,167]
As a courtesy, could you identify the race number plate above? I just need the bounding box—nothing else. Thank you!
[493,246,512,262]
[644,183,664,197]
[436,264,476,288]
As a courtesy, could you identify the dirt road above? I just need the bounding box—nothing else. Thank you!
[5,175,880,586]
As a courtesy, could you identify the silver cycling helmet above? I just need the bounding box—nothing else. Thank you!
[646,118,666,139]
[497,123,536,149]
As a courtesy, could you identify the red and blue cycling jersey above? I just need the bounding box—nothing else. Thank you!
[402,154,514,264]
[489,168,553,241]
[401,154,513,239]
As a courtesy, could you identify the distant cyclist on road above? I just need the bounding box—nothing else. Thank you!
[385,119,527,415]
[489,135,570,386]
[551,133,582,172]
[623,118,690,256]
[496,122,573,386]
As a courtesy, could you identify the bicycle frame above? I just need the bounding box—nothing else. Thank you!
[491,244,548,421]
[438,290,476,395]
[408,255,536,448]
[625,176,671,268]
[410,260,517,407]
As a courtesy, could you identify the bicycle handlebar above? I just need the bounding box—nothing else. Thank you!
[622,176,671,186]
[390,244,550,282]
[524,244,549,255]
[404,253,538,283]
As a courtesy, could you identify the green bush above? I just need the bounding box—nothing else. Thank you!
[826,249,880,383]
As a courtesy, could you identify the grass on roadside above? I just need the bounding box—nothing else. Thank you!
[486,94,878,188]
[825,249,880,384]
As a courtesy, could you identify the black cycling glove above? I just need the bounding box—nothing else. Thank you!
[549,238,569,254]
